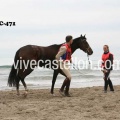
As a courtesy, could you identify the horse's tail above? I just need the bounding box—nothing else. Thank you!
[8,50,20,87]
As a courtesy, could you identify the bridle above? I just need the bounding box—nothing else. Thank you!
[80,38,91,64]
[86,46,90,53]
[85,46,91,64]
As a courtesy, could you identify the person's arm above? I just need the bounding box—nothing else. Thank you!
[109,54,113,64]
[101,55,107,73]
[104,54,113,73]
[108,54,113,72]
[101,55,105,72]
[55,46,66,60]
[70,58,72,63]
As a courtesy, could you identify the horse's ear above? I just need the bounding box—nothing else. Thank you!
[80,34,82,37]
[84,34,86,37]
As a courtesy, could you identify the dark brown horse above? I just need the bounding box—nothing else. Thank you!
[8,35,93,96]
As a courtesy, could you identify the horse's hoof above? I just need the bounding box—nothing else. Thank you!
[26,89,29,92]
[23,91,28,98]
[52,94,56,97]
[17,93,20,96]
[59,90,65,96]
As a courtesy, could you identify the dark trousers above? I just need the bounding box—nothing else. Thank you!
[104,71,114,91]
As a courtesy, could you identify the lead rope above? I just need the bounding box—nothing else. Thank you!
[87,54,91,65]
[72,64,85,75]
[72,54,91,75]
[72,63,89,75]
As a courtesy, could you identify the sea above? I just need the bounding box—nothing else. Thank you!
[0,59,120,91]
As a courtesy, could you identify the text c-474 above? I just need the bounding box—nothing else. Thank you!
[0,21,16,26]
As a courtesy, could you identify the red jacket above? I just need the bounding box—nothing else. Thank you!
[61,44,72,61]
[101,52,113,70]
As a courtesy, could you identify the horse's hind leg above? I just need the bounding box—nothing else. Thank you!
[16,76,20,95]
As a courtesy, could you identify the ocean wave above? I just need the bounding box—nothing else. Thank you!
[0,65,11,69]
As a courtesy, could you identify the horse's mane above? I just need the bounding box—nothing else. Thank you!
[48,37,80,48]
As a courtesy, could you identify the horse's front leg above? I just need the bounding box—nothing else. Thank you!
[21,78,28,97]
[51,70,59,95]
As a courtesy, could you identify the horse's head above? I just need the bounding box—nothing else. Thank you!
[77,34,93,55]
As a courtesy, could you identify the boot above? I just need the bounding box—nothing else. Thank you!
[64,79,71,97]
[104,80,108,93]
[59,78,68,96]
[108,78,114,92]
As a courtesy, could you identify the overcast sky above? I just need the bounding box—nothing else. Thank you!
[0,0,120,65]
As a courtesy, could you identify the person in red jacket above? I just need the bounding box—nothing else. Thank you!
[101,45,114,93]
[56,35,73,97]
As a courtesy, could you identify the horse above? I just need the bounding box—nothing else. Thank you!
[8,34,93,96]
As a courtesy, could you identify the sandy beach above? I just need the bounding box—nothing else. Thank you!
[0,86,120,120]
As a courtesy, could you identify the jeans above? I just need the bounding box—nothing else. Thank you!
[103,70,114,91]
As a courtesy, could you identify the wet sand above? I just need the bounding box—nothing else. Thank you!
[0,86,120,120]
